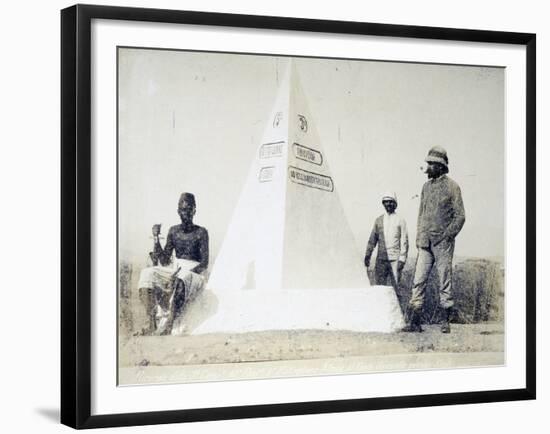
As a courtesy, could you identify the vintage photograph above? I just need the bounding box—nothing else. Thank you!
[117,47,505,385]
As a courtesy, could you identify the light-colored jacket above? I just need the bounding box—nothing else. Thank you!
[365,213,409,262]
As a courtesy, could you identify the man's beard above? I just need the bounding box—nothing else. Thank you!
[428,167,444,179]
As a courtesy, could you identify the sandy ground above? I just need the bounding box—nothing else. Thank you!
[119,265,505,386]
[119,322,504,385]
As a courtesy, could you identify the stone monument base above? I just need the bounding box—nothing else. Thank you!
[171,286,405,335]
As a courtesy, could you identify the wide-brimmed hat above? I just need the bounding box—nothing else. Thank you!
[425,146,449,168]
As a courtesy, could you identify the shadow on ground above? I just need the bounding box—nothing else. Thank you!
[35,408,59,424]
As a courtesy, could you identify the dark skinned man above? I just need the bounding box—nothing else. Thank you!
[137,192,209,335]
[403,147,465,333]
[365,191,409,309]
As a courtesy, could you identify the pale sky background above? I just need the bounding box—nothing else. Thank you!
[118,48,504,267]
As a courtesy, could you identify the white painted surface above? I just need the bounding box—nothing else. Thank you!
[204,61,390,333]
[191,286,404,334]
[208,61,369,293]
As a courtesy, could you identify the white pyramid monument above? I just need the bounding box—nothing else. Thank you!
[187,61,404,334]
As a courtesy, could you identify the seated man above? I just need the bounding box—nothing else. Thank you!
[137,192,209,335]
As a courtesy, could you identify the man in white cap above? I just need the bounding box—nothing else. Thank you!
[403,146,465,333]
[364,192,409,305]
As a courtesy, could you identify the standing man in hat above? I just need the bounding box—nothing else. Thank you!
[364,192,409,306]
[403,146,465,333]
[136,192,209,335]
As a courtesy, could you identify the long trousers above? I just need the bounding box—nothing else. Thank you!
[409,238,455,311]
[374,259,400,289]
[374,258,405,311]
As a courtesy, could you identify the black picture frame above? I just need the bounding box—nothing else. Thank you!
[61,4,536,429]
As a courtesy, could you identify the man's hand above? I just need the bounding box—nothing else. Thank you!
[152,224,161,240]
[364,256,371,268]
[434,234,453,247]
[169,266,181,286]
[398,260,406,272]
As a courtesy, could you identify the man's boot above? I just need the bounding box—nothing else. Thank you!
[441,308,452,334]
[402,308,423,333]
